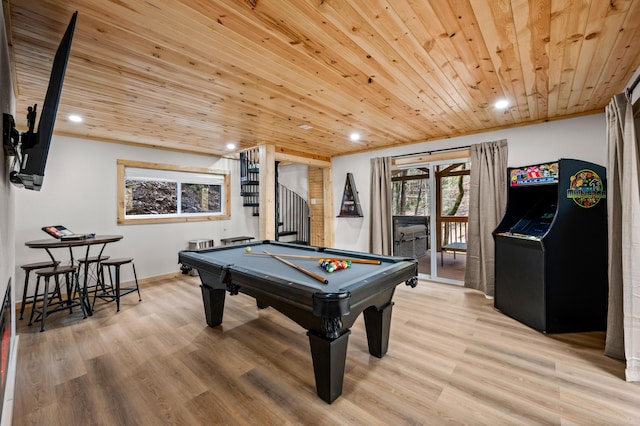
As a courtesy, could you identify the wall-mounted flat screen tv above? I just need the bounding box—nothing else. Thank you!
[2,11,77,191]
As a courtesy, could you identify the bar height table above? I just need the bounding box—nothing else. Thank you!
[25,235,124,316]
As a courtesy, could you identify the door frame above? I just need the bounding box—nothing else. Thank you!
[392,153,470,285]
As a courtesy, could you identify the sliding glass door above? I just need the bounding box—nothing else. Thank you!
[392,166,430,271]
[392,157,470,284]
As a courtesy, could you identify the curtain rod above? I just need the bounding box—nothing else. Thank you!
[627,72,640,97]
[392,145,471,159]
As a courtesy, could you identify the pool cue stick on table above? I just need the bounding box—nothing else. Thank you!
[245,251,381,265]
[263,251,329,284]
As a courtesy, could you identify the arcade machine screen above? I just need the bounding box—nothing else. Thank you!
[509,199,557,239]
[496,162,559,241]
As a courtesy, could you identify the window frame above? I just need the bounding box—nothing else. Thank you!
[117,159,231,224]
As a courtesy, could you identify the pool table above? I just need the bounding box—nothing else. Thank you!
[178,240,418,403]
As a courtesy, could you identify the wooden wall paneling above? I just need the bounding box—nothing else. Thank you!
[274,0,451,138]
[588,5,640,108]
[512,0,538,118]
[274,149,331,168]
[265,0,446,144]
[466,0,516,124]
[318,0,481,133]
[470,0,527,123]
[308,166,325,247]
[323,167,334,248]
[274,0,458,138]
[92,4,351,151]
[202,1,432,147]
[355,0,486,127]
[527,0,551,118]
[405,0,497,125]
[116,161,126,224]
[7,1,640,157]
[258,1,433,136]
[258,144,276,240]
[547,0,586,117]
[570,1,635,113]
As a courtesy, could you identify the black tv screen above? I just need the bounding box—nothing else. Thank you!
[17,12,77,191]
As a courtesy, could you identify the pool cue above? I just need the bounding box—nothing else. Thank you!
[245,251,381,265]
[263,251,329,284]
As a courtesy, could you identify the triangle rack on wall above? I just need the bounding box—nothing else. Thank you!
[338,173,363,217]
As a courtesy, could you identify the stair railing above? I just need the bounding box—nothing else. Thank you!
[277,183,310,245]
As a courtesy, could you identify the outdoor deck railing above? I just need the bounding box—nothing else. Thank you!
[440,216,468,249]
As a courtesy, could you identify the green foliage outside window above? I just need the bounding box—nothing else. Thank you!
[392,163,470,217]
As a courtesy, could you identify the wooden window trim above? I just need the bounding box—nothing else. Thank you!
[117,159,231,225]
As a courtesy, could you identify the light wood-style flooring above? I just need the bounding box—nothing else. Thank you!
[13,275,640,425]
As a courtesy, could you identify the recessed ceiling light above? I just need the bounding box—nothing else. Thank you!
[494,99,509,110]
[68,114,83,123]
[349,132,360,142]
[298,124,313,130]
[226,142,236,150]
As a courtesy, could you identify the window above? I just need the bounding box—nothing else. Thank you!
[117,160,230,224]
[392,168,430,216]
[439,162,470,217]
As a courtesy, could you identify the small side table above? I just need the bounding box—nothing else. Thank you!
[220,236,254,246]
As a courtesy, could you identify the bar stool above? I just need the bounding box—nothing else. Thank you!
[94,258,142,312]
[29,265,87,332]
[77,255,110,296]
[19,260,61,320]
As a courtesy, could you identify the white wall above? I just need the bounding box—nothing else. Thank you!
[14,135,258,294]
[331,113,607,252]
[278,163,308,199]
[1,5,17,423]
[0,0,15,308]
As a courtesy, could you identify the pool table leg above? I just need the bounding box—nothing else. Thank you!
[307,330,351,404]
[363,301,394,358]
[200,285,226,327]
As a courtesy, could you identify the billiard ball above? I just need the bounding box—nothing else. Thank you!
[245,246,252,252]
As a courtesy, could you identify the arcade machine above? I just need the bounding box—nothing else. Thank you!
[493,158,607,333]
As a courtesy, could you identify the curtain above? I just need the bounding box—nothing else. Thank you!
[369,157,393,255]
[464,140,508,296]
[605,93,640,382]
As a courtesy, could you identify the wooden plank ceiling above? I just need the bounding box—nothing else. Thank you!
[5,0,640,158]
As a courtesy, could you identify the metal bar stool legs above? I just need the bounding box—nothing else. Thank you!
[77,255,110,301]
[28,265,86,332]
[94,258,142,312]
[19,260,60,320]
